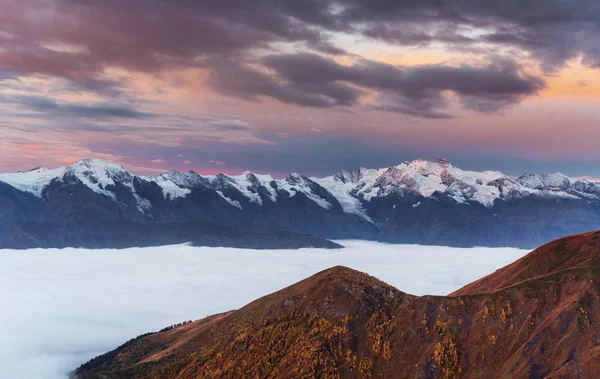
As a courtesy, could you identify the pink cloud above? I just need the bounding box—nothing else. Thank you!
[577,176,600,182]
[209,160,226,166]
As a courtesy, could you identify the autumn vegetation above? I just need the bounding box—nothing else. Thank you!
[74,231,600,378]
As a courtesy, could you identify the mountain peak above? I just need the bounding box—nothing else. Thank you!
[27,165,44,172]
[436,157,451,167]
[398,158,452,169]
[75,157,105,165]
[74,231,600,379]
[64,158,132,200]
[451,230,600,296]
[67,158,130,178]
[69,157,127,172]
[516,172,571,190]
[303,265,395,289]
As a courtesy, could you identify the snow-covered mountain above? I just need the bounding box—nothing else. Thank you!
[0,157,599,248]
[316,158,599,216]
[3,157,598,216]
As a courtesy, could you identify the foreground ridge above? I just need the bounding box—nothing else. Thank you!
[74,231,600,378]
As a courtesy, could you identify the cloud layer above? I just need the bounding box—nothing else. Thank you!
[3,0,591,117]
[0,241,528,379]
[0,0,599,176]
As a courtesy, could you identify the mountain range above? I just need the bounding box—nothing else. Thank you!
[0,158,599,248]
[72,230,600,378]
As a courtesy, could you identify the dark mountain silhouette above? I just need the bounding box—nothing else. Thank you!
[0,221,342,249]
[73,231,600,378]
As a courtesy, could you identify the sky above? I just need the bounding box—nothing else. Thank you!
[0,241,528,378]
[1,0,599,178]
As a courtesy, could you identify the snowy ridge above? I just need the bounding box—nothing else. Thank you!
[203,171,333,210]
[0,158,599,222]
[65,158,131,200]
[313,158,513,207]
[312,158,599,214]
[0,159,153,213]
[313,173,371,221]
[517,172,571,190]
[215,190,242,209]
[279,173,332,209]
[145,173,191,200]
[0,166,66,197]
[66,159,157,214]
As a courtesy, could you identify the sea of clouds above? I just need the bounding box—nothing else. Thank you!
[0,241,528,378]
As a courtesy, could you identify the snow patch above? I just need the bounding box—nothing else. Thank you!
[216,190,242,209]
[0,167,66,197]
[277,174,332,210]
[517,172,571,189]
[145,175,191,200]
[313,175,371,221]
[65,159,130,200]
[227,173,264,205]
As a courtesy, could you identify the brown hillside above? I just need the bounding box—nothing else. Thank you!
[74,231,600,379]
[451,230,600,296]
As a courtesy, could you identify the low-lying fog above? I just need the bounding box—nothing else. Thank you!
[0,241,528,378]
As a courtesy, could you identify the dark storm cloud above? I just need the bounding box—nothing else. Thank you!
[212,53,544,117]
[0,0,342,75]
[0,94,149,119]
[206,59,363,107]
[360,24,475,46]
[337,0,600,72]
[3,0,598,74]
[0,34,122,94]
[206,122,252,132]
[0,0,596,118]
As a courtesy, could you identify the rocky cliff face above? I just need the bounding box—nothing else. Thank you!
[73,231,600,378]
[1,158,600,248]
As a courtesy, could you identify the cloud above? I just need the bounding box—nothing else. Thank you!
[183,160,192,165]
[0,0,591,121]
[1,0,590,95]
[336,0,600,72]
[0,0,597,174]
[0,69,19,81]
[0,242,527,378]
[0,137,128,171]
[0,34,122,94]
[5,0,597,71]
[0,89,273,148]
[209,160,226,166]
[0,0,342,82]
[206,59,363,108]
[0,93,149,119]
[150,159,166,163]
[360,24,475,46]
[578,176,600,182]
[211,52,544,118]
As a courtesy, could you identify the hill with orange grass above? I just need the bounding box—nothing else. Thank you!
[73,231,600,378]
